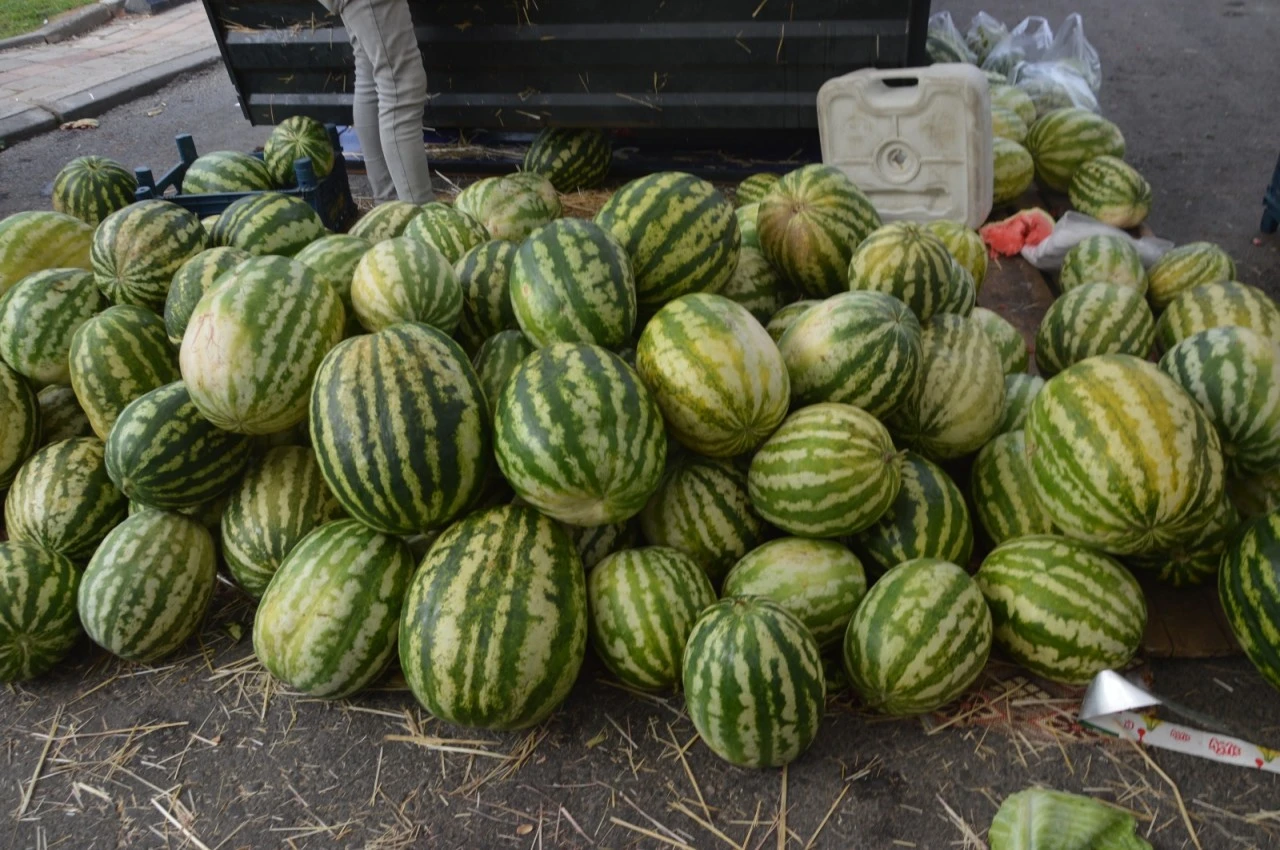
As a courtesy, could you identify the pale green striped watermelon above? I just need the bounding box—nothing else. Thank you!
[1155,281,1279,352]
[455,173,561,243]
[78,510,216,662]
[221,446,347,598]
[970,306,1029,374]
[587,546,716,690]
[971,430,1056,545]
[263,115,334,186]
[1218,512,1280,691]
[1025,354,1225,554]
[719,244,793,324]
[350,237,461,334]
[1,362,40,489]
[1127,493,1239,588]
[757,164,880,298]
[164,246,252,345]
[736,203,761,249]
[847,221,954,322]
[991,84,1036,126]
[991,105,1028,144]
[1058,233,1147,294]
[1024,108,1125,192]
[569,520,640,570]
[523,128,611,192]
[683,596,824,767]
[91,199,206,310]
[254,519,415,697]
[748,402,902,538]
[0,541,81,681]
[456,240,519,352]
[0,268,104,386]
[842,558,992,714]
[976,535,1146,684]
[495,343,665,525]
[0,210,93,296]
[937,258,977,317]
[400,504,587,729]
[926,219,988,294]
[472,330,534,415]
[1147,242,1236,312]
[1018,77,1078,118]
[1068,155,1152,229]
[403,202,489,264]
[36,385,91,444]
[765,299,820,343]
[310,322,491,534]
[292,234,371,320]
[992,138,1035,206]
[210,192,326,258]
[69,304,180,440]
[348,200,419,242]
[637,293,788,457]
[1035,282,1155,377]
[53,155,137,225]
[180,151,274,194]
[998,373,1044,434]
[735,173,780,207]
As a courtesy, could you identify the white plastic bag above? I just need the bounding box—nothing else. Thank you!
[981,16,1054,79]
[1013,62,1100,115]
[928,12,977,64]
[966,12,1009,65]
[1021,212,1173,271]
[1044,13,1101,92]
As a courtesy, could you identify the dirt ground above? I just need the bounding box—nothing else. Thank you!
[2,1,1280,848]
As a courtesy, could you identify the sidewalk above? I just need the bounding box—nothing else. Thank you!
[0,2,219,145]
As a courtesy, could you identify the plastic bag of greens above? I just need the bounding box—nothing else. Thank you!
[982,16,1054,80]
[966,12,1009,65]
[927,11,976,64]
[989,788,1153,850]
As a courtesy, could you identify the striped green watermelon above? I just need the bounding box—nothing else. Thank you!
[1068,155,1152,229]
[992,138,1035,206]
[180,255,345,434]
[0,268,104,386]
[400,504,587,729]
[777,290,922,416]
[970,306,1029,374]
[1228,467,1280,520]
[976,535,1146,684]
[310,322,491,534]
[163,246,252,345]
[722,538,866,649]
[52,155,137,225]
[1035,282,1155,377]
[757,164,881,298]
[1156,281,1280,352]
[350,237,461,334]
[1025,354,1225,554]
[1148,243,1240,314]
[263,115,334,186]
[998,373,1045,434]
[1127,493,1239,587]
[884,314,1006,460]
[1058,233,1147,294]
[1024,108,1125,192]
[0,210,93,296]
[254,519,415,697]
[852,451,973,576]
[842,558,991,714]
[926,219,988,294]
[403,202,489,264]
[293,234,371,312]
[180,151,274,194]
[683,596,824,767]
[495,343,665,525]
[472,330,534,415]
[210,192,326,258]
[936,258,977,317]
[991,84,1037,126]
[510,218,636,348]
[348,200,420,242]
[736,173,780,207]
[736,203,761,250]
[847,221,955,322]
[636,293,788,457]
[587,546,716,690]
[1218,512,1280,691]
[91,199,206,310]
[77,510,216,662]
[456,240,519,351]
[719,244,793,324]
[221,446,346,598]
[1159,327,1280,477]
[765,300,820,343]
[638,453,770,584]
[595,172,738,307]
[971,430,1056,545]
[69,304,180,440]
[36,385,91,444]
[105,381,252,509]
[1018,77,1078,118]
[0,541,81,681]
[569,520,640,570]
[0,361,40,489]
[523,128,611,191]
[991,105,1028,144]
[455,174,561,243]
[5,437,126,562]
[748,402,902,538]
[200,215,219,236]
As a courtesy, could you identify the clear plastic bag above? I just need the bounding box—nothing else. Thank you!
[1021,212,1172,271]
[1013,62,1100,115]
[981,16,1054,80]
[1044,13,1101,91]
[927,11,977,64]
[966,12,1009,65]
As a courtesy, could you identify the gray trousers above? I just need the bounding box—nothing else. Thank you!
[330,0,434,204]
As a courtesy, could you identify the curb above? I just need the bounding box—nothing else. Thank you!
[0,1,124,52]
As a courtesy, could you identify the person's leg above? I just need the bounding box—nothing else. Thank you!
[347,27,397,203]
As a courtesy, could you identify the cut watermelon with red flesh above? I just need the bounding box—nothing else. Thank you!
[980,209,1055,258]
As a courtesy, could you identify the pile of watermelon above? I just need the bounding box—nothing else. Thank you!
[1,121,1278,773]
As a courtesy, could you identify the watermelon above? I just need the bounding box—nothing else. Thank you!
[842,558,992,714]
[1156,281,1280,352]
[1068,155,1152,229]
[926,17,975,64]
[403,202,489,264]
[976,535,1146,684]
[997,374,1045,435]
[719,244,793,324]
[569,520,640,570]
[455,173,560,243]
[1147,242,1238,313]
[884,314,1006,460]
[495,343,665,525]
[1058,233,1147,294]
[310,322,491,534]
[1018,77,1078,119]
[980,208,1055,258]
[472,330,535,415]
[0,361,40,489]
[683,596,824,767]
[348,200,420,242]
[1025,354,1225,554]
[847,221,955,322]
[736,203,761,249]
[991,105,1028,144]
[68,304,181,440]
[748,402,902,538]
[764,300,820,343]
[91,199,206,310]
[400,504,587,729]
[210,192,326,258]
[852,451,973,576]
[638,453,770,584]
[971,431,1056,545]
[992,138,1035,206]
[164,246,252,345]
[456,240,519,351]
[990,84,1036,126]
[1035,282,1155,377]
[254,519,415,697]
[200,215,219,236]
[350,237,461,334]
[587,546,716,690]
[636,293,788,457]
[52,155,137,225]
[756,164,881,298]
[5,437,126,562]
[263,115,334,186]
[293,234,371,313]
[77,510,217,662]
[1024,108,1125,192]
[509,218,636,348]
[0,210,93,297]
[925,219,988,294]
[0,541,81,681]
[36,385,91,444]
[180,151,275,195]
[105,381,253,510]
[736,173,780,207]
[221,446,347,598]
[0,268,104,386]
[1228,467,1280,520]
[1218,512,1280,692]
[937,258,977,317]
[595,171,739,307]
[1127,493,1239,588]
[523,128,611,191]
[969,306,1029,374]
